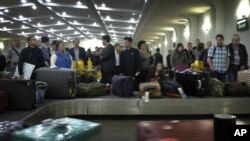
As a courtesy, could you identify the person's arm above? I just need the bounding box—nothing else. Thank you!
[50,54,57,68]
[207,47,214,70]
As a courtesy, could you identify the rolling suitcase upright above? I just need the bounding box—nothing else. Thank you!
[175,70,209,97]
[36,68,77,98]
[0,80,36,110]
[111,75,134,97]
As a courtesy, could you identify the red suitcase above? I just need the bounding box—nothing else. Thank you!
[0,90,8,113]
[136,120,213,141]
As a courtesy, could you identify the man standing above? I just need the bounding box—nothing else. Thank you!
[114,43,122,75]
[69,39,87,63]
[154,48,163,65]
[100,35,115,84]
[39,36,51,66]
[7,37,25,76]
[166,49,172,69]
[227,34,248,82]
[200,41,212,70]
[193,38,200,50]
[207,34,230,82]
[186,42,194,67]
[120,37,140,77]
[18,35,45,79]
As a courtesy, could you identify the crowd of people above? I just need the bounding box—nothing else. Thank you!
[0,33,248,85]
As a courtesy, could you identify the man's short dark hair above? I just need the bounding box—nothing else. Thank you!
[41,36,49,43]
[27,35,35,43]
[156,48,160,53]
[102,35,111,42]
[137,40,146,49]
[216,34,224,40]
[124,37,133,42]
[73,39,79,43]
[52,40,58,46]
[114,43,120,47]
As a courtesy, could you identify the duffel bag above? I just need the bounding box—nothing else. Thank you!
[208,78,225,97]
[139,82,162,98]
[77,82,109,97]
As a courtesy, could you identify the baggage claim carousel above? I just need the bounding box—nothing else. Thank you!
[20,94,250,141]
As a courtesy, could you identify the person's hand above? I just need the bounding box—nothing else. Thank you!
[19,74,24,80]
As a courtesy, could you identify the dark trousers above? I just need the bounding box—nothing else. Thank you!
[101,72,114,84]
[114,66,121,75]
[228,64,240,82]
[210,70,227,82]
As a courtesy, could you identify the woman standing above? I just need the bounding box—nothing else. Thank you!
[170,43,188,71]
[137,40,150,83]
[50,41,73,69]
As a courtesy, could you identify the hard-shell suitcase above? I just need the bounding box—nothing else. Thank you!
[0,90,8,113]
[175,70,208,97]
[111,75,134,97]
[0,121,30,141]
[35,68,77,98]
[208,78,225,97]
[0,80,36,110]
[139,82,162,98]
[12,117,101,141]
[136,120,213,141]
[76,82,109,97]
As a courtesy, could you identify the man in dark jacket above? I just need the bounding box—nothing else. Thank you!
[154,48,163,65]
[18,35,45,79]
[227,34,248,82]
[100,35,115,84]
[120,37,140,76]
[68,39,87,64]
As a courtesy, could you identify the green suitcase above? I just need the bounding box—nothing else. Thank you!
[11,117,101,141]
[76,82,109,97]
[208,78,225,97]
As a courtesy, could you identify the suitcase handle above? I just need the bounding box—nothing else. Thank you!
[197,80,202,89]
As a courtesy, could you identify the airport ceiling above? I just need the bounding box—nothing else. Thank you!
[0,0,211,44]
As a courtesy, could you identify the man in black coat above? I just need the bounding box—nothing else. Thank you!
[120,37,140,77]
[227,34,248,82]
[68,39,87,64]
[100,35,115,84]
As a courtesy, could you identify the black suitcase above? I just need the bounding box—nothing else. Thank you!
[35,68,77,98]
[175,70,209,97]
[0,80,36,110]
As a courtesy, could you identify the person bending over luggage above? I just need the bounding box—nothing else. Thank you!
[146,63,166,82]
[50,41,73,69]
[18,35,45,79]
[170,43,188,71]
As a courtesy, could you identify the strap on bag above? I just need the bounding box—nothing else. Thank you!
[12,47,20,57]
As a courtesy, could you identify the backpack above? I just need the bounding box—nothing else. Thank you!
[210,45,229,60]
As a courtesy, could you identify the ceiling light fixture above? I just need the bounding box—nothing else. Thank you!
[19,15,24,20]
[86,31,90,34]
[37,30,41,33]
[47,6,52,10]
[97,11,100,14]
[100,32,104,35]
[132,13,135,15]
[130,18,135,22]
[106,15,110,20]
[10,22,13,24]
[101,3,106,7]
[50,28,54,32]
[110,24,112,27]
[129,25,133,29]
[50,17,54,19]
[74,31,78,34]
[21,0,27,4]
[32,5,37,10]
[28,19,32,22]
[21,25,26,29]
[88,15,90,18]
[62,12,66,16]
[76,1,82,5]
[73,20,78,24]
[3,27,7,31]
[57,21,62,24]
[46,0,51,3]
[0,18,3,21]
[37,23,41,26]
[4,9,9,13]
[93,22,97,26]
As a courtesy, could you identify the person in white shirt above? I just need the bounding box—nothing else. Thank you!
[114,43,122,75]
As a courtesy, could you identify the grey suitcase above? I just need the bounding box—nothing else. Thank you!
[35,68,77,98]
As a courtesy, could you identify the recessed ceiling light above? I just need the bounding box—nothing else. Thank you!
[46,0,51,3]
[50,17,54,19]
[106,15,110,20]
[37,23,41,26]
[32,5,37,10]
[76,1,82,5]
[73,20,78,24]
[62,12,66,16]
[100,32,104,35]
[88,15,90,17]
[111,29,114,32]
[4,9,9,13]
[28,19,32,22]
[37,30,41,33]
[93,22,97,26]
[57,21,61,24]
[74,31,78,34]
[50,28,54,32]
[3,27,7,31]
[47,6,52,10]
[80,35,84,37]
[132,13,135,15]
[19,15,24,20]
[97,11,100,14]
[21,25,26,28]
[0,18,3,21]
[130,18,135,22]
[21,0,27,4]
[101,3,106,7]
[110,24,112,27]
[10,22,13,24]
[21,31,25,34]
[86,31,90,34]
[129,25,133,29]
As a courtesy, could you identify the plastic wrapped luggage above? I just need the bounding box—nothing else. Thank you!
[76,82,109,97]
[0,90,8,113]
[237,69,250,86]
[35,68,77,98]
[139,82,162,98]
[175,70,209,97]
[0,121,30,141]
[136,120,212,141]
[225,82,250,96]
[111,75,134,97]
[208,78,225,97]
[11,117,101,141]
[0,80,36,110]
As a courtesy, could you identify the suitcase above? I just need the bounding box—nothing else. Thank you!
[161,81,182,98]
[111,75,134,97]
[225,82,250,96]
[208,78,225,97]
[139,82,162,98]
[0,90,8,113]
[0,121,30,141]
[11,117,101,141]
[0,80,36,110]
[76,82,109,97]
[175,70,209,97]
[136,120,213,141]
[35,68,77,98]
